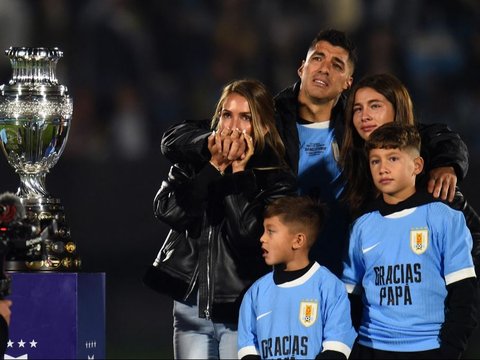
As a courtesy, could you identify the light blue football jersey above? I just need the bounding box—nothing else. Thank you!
[342,202,476,352]
[296,122,344,202]
[238,262,356,359]
[296,122,349,277]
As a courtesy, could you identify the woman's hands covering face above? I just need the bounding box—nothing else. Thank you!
[208,127,251,173]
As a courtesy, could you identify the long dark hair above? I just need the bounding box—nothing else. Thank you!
[340,73,416,217]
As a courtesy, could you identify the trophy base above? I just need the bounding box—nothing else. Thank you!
[9,196,82,272]
[5,257,82,272]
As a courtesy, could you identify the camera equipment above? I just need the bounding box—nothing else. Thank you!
[0,192,52,297]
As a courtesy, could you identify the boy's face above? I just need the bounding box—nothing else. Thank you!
[369,147,423,204]
[260,216,297,267]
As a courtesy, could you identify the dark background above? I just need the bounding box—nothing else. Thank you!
[0,0,479,358]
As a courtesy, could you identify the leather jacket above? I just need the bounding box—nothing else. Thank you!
[146,144,297,323]
[274,81,347,175]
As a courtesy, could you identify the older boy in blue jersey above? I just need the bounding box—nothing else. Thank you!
[342,123,478,359]
[238,196,356,359]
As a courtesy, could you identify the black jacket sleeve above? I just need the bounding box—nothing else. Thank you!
[160,119,212,167]
[417,122,469,180]
[449,190,480,280]
[439,277,478,359]
[315,350,347,359]
[220,169,297,252]
[153,162,222,234]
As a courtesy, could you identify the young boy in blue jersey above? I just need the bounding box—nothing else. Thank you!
[238,196,357,359]
[342,122,478,359]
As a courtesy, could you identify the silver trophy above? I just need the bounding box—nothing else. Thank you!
[0,47,80,271]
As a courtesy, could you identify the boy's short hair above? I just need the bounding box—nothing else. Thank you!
[365,123,421,154]
[264,196,326,248]
[309,29,358,70]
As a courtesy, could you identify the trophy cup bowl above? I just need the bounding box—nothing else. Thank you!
[0,47,80,271]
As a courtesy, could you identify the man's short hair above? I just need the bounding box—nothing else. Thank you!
[365,123,421,153]
[264,196,326,247]
[309,29,358,69]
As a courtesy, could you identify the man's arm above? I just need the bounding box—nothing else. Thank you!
[160,119,212,166]
[418,122,469,202]
[418,122,469,179]
[160,119,247,167]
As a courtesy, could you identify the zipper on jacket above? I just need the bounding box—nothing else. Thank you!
[183,264,199,302]
[198,216,212,321]
[204,225,213,320]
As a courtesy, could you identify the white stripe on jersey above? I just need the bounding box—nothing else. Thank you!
[445,267,476,285]
[238,345,259,359]
[322,340,352,357]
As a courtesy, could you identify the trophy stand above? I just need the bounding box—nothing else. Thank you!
[14,197,81,271]
[0,47,104,360]
[0,47,80,271]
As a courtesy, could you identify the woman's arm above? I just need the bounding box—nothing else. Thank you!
[221,169,297,251]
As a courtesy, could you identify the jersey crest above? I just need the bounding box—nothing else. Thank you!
[410,227,428,255]
[299,300,318,327]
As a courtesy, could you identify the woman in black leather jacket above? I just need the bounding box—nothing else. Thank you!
[145,79,297,359]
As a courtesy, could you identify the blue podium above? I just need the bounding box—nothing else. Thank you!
[4,272,105,359]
